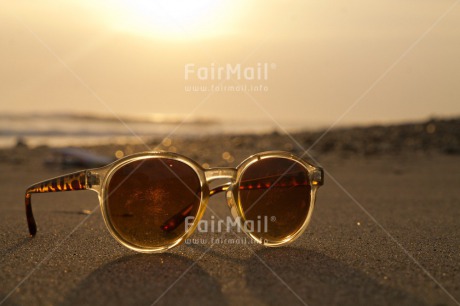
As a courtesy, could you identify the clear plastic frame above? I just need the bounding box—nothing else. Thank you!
[25,151,324,253]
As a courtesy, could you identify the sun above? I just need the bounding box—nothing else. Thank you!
[112,0,231,39]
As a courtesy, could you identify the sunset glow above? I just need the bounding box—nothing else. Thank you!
[112,0,231,39]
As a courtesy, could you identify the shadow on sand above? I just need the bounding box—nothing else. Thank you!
[62,253,226,306]
[245,247,425,306]
[61,246,425,305]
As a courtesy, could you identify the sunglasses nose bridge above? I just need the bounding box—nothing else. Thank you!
[204,167,237,184]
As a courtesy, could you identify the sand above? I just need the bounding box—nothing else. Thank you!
[0,120,459,305]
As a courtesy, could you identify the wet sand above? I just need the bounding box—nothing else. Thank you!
[1,119,459,305]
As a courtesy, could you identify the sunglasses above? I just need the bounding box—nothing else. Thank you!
[25,151,324,253]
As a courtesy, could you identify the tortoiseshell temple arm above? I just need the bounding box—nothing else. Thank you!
[25,170,93,237]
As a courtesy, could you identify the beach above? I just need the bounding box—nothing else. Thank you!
[1,118,459,305]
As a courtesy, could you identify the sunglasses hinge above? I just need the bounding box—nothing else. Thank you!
[311,168,324,186]
[85,171,100,188]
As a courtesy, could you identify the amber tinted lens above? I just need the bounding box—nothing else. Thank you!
[239,158,311,241]
[106,158,201,248]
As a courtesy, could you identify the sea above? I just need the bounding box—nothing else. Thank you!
[0,112,314,148]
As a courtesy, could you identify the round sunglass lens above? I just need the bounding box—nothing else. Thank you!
[239,157,311,242]
[106,158,201,249]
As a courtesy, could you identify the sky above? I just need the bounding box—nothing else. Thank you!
[1,0,459,129]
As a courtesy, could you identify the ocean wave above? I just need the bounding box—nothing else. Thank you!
[0,112,219,125]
